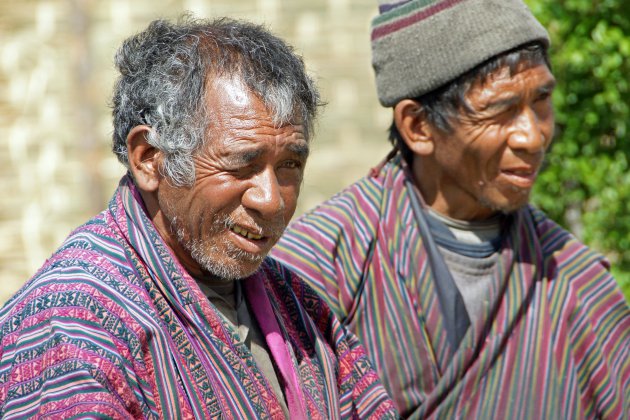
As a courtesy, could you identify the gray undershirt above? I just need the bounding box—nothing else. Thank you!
[439,248,499,324]
[427,209,504,244]
[196,278,290,417]
[427,209,503,325]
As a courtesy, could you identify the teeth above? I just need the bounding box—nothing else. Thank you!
[246,232,262,240]
[231,225,262,240]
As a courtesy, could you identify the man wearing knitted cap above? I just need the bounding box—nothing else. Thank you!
[273,0,630,418]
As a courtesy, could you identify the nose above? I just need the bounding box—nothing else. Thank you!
[507,107,548,154]
[242,167,285,220]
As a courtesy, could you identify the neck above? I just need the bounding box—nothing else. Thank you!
[137,187,207,278]
[410,156,496,221]
[195,271,233,287]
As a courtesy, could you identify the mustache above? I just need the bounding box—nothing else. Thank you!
[218,212,287,238]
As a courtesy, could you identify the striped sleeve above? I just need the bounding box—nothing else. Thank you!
[566,266,630,418]
[0,269,147,419]
[535,209,630,418]
[273,178,383,321]
[0,216,162,419]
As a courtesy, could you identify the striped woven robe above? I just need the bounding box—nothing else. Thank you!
[0,175,397,419]
[272,154,630,419]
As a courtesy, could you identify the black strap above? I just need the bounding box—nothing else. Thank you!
[405,179,471,350]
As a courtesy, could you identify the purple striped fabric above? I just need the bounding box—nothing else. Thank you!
[272,154,630,418]
[379,0,413,13]
[372,0,467,41]
[0,175,398,419]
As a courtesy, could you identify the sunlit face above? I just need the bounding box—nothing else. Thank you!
[422,63,556,220]
[155,77,308,280]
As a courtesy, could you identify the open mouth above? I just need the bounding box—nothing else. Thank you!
[501,167,539,188]
[504,169,535,178]
[230,225,263,240]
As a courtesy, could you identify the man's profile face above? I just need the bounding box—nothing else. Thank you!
[157,77,308,280]
[428,63,556,220]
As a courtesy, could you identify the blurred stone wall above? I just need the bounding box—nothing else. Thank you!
[0,0,392,303]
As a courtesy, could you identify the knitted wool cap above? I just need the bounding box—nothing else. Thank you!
[371,0,550,107]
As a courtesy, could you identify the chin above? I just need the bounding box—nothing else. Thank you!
[481,185,532,213]
[187,240,266,280]
[199,259,262,280]
[207,253,266,280]
[480,196,530,215]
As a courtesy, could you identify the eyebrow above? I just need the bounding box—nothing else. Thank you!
[481,79,557,112]
[483,96,520,112]
[227,142,310,166]
[236,149,264,165]
[536,80,557,95]
[287,142,310,160]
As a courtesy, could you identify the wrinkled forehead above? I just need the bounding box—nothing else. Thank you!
[206,76,252,109]
[468,51,551,91]
[471,61,555,87]
[468,63,555,98]
[203,75,301,129]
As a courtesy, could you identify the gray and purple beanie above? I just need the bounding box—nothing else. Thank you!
[371,0,550,107]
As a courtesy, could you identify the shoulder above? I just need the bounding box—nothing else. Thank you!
[0,243,152,418]
[525,206,611,270]
[272,177,384,311]
[275,175,383,263]
[0,214,144,345]
[0,221,156,416]
[524,206,625,309]
[524,209,630,418]
[288,177,383,235]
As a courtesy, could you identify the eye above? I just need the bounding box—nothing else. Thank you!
[279,159,303,170]
[487,104,518,122]
[223,161,259,179]
[276,159,305,185]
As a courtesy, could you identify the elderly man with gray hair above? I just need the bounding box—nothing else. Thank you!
[0,17,397,419]
[273,0,630,418]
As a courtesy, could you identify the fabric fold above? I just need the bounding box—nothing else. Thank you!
[273,152,630,418]
[0,174,398,419]
[244,274,308,419]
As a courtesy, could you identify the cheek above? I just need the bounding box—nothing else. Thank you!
[196,179,244,211]
[280,185,300,214]
[183,188,229,229]
[535,106,555,141]
[159,187,189,222]
[459,148,490,176]
[178,202,206,237]
[478,138,509,170]
[543,123,555,147]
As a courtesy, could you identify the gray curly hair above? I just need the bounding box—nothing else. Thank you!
[111,16,321,186]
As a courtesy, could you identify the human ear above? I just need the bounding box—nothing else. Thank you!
[393,99,435,156]
[126,125,161,193]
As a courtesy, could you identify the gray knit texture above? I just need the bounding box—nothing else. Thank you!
[372,0,550,107]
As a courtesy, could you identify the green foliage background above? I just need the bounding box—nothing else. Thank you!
[525,0,630,301]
